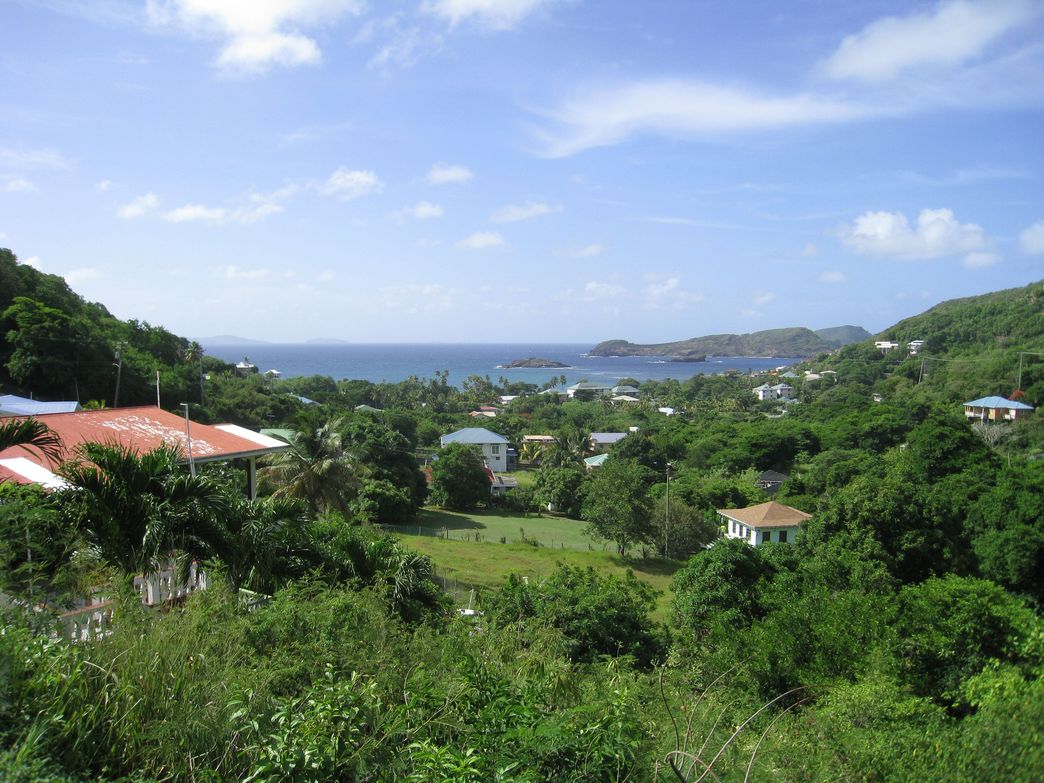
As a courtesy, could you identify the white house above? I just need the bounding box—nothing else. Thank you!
[963,396,1035,423]
[567,381,613,399]
[907,340,925,355]
[875,341,900,353]
[718,501,811,546]
[753,383,774,401]
[440,427,512,471]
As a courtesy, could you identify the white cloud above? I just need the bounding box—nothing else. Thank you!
[22,256,41,269]
[217,265,270,280]
[818,270,847,284]
[570,243,605,258]
[803,243,820,257]
[643,277,703,309]
[146,0,363,73]
[317,270,336,282]
[457,231,504,249]
[583,281,626,301]
[64,267,100,286]
[538,79,869,157]
[839,207,993,266]
[164,203,228,223]
[0,145,68,169]
[95,179,114,191]
[320,168,381,199]
[426,163,473,184]
[424,0,554,30]
[118,192,159,219]
[1019,220,1044,254]
[823,0,1039,82]
[402,201,443,219]
[360,16,444,71]
[754,290,777,306]
[491,201,562,223]
[2,177,35,192]
[962,251,1000,268]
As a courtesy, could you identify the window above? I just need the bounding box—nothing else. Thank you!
[490,445,500,455]
[779,530,787,543]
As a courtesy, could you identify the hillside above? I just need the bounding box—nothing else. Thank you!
[590,326,837,358]
[826,280,1044,405]
[815,325,872,347]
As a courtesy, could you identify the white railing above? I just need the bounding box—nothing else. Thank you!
[133,560,207,607]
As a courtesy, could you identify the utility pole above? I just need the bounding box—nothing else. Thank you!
[664,462,674,558]
[181,403,196,477]
[155,370,161,408]
[112,345,124,408]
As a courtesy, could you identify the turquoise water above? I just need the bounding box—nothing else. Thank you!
[203,343,799,387]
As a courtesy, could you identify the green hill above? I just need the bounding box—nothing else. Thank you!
[590,326,836,358]
[827,280,1044,406]
[814,325,872,347]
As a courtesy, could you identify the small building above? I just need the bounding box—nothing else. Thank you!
[963,396,1035,423]
[440,427,512,472]
[0,394,81,417]
[589,432,628,451]
[657,406,676,416]
[613,395,640,403]
[719,501,811,546]
[755,470,789,494]
[583,453,609,470]
[907,340,925,355]
[611,384,640,396]
[0,406,289,499]
[875,341,900,353]
[753,383,774,401]
[567,381,613,399]
[872,393,883,403]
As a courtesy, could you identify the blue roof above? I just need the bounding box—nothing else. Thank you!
[965,396,1034,410]
[0,395,80,416]
[440,427,509,445]
[584,453,609,467]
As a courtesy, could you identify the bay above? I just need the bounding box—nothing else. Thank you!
[203,343,800,387]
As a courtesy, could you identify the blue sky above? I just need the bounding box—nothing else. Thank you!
[2,0,1043,343]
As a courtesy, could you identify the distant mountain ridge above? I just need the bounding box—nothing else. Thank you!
[590,325,868,359]
[198,335,273,346]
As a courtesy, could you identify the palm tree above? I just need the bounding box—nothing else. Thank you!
[259,414,360,516]
[0,417,63,463]
[57,442,232,579]
[184,341,205,404]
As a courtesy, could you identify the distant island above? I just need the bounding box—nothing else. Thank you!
[500,357,571,369]
[669,354,707,363]
[590,325,870,359]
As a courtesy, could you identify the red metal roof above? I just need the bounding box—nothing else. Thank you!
[0,406,288,475]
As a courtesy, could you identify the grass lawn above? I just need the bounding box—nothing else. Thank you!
[397,507,600,551]
[395,533,682,620]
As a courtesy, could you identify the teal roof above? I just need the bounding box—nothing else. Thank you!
[964,396,1034,410]
[584,453,609,467]
[441,427,509,445]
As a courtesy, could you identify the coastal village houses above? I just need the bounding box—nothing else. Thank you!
[963,396,1035,422]
[439,427,513,472]
[719,501,811,546]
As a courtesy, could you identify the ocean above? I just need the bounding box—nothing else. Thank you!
[203,343,800,388]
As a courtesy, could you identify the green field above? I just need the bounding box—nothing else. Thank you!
[392,513,683,619]
[392,507,602,551]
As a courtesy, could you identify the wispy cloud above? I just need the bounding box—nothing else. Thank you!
[822,0,1039,82]
[95,179,114,191]
[164,204,228,223]
[753,290,777,306]
[643,277,703,309]
[319,168,381,199]
[146,0,364,74]
[400,201,444,220]
[423,0,557,30]
[378,283,456,313]
[426,162,473,184]
[457,231,504,249]
[117,192,159,219]
[839,207,997,268]
[582,280,626,301]
[2,176,35,193]
[818,270,847,284]
[569,243,606,258]
[278,121,353,146]
[217,265,270,280]
[491,201,562,223]
[64,267,100,286]
[1019,219,1044,254]
[537,80,869,157]
[0,145,68,169]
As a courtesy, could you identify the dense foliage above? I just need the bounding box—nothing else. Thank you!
[1,259,1042,781]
